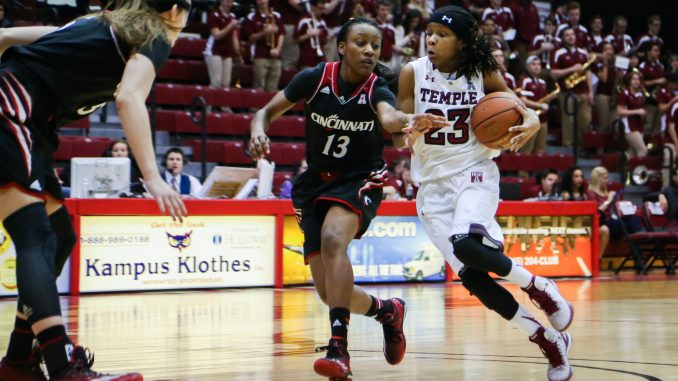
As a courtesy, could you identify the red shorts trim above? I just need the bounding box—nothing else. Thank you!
[314,196,364,238]
[305,250,321,265]
[0,182,46,201]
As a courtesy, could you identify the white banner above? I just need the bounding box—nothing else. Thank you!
[0,224,70,296]
[79,216,275,292]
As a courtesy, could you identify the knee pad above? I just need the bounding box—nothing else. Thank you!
[49,207,77,276]
[451,230,512,276]
[3,204,62,324]
[459,267,518,320]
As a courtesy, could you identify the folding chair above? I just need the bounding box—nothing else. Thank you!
[613,201,652,274]
[643,201,678,274]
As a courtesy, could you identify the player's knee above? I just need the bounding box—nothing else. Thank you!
[451,234,511,276]
[319,226,350,258]
[49,207,77,276]
[459,268,518,320]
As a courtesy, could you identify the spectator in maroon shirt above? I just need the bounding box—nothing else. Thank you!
[548,0,568,28]
[491,48,516,90]
[242,0,286,92]
[588,14,604,53]
[375,0,396,69]
[635,14,662,60]
[592,42,617,132]
[604,15,634,56]
[295,0,330,69]
[205,0,241,94]
[617,70,648,158]
[518,55,549,153]
[271,0,304,69]
[481,0,514,34]
[551,26,593,148]
[394,9,424,70]
[506,0,540,76]
[555,1,589,51]
[640,41,666,134]
[528,16,561,76]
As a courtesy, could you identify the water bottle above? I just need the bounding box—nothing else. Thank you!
[405,184,414,200]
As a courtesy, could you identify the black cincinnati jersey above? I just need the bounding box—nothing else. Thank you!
[284,61,396,172]
[1,17,170,144]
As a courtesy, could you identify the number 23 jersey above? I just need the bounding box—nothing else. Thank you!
[410,56,499,183]
[284,61,396,172]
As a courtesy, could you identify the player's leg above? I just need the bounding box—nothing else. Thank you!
[449,161,573,331]
[311,205,358,380]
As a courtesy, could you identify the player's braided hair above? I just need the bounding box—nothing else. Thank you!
[336,17,397,85]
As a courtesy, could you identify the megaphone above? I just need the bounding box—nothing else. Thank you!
[631,164,660,185]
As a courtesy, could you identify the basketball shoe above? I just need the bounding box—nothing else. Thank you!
[376,298,407,365]
[529,327,573,381]
[52,346,142,381]
[313,338,352,380]
[522,276,574,331]
[0,356,47,381]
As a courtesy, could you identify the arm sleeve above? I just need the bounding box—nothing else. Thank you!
[371,79,396,108]
[136,37,172,73]
[283,64,324,103]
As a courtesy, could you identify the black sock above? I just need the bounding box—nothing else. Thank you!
[6,315,35,361]
[37,325,73,377]
[329,307,350,341]
[365,296,393,319]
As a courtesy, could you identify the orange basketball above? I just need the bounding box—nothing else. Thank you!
[471,92,523,150]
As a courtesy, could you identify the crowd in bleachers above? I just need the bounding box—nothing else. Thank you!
[3,0,677,265]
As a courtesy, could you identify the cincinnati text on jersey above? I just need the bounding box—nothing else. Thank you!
[418,89,479,106]
[311,113,375,131]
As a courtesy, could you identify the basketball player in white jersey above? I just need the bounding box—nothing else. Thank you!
[398,6,574,381]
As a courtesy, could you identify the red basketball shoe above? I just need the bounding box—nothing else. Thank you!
[377,298,407,365]
[0,356,47,381]
[52,346,142,381]
[313,338,352,380]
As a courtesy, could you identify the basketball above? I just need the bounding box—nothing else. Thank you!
[471,92,523,150]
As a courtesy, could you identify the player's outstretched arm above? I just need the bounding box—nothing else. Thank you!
[116,53,187,221]
[0,26,58,55]
[250,91,296,160]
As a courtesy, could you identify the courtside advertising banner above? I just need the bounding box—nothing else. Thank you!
[0,223,70,296]
[283,216,447,285]
[79,216,275,292]
[497,215,594,277]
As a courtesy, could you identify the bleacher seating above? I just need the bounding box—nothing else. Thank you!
[55,136,112,161]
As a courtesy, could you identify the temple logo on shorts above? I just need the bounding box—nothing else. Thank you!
[471,172,483,183]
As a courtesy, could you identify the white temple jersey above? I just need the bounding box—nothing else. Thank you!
[410,56,499,183]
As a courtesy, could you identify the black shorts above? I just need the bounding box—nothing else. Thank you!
[0,110,63,200]
[292,168,383,264]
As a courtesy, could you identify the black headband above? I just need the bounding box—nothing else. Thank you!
[148,0,191,13]
[429,5,475,42]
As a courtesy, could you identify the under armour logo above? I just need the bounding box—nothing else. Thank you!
[471,172,484,183]
[425,75,435,82]
[338,95,345,103]
[442,15,453,24]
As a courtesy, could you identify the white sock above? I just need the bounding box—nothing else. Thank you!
[502,259,534,288]
[510,304,543,337]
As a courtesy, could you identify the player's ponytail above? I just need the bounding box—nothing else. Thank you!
[98,0,190,52]
[429,6,498,79]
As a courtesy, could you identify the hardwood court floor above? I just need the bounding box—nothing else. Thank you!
[1,274,677,380]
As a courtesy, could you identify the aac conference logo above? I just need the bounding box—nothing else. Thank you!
[166,231,192,252]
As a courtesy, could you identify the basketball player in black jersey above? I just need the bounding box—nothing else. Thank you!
[250,17,447,381]
[0,1,189,380]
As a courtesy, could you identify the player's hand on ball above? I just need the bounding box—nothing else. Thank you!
[249,133,270,160]
[508,102,540,151]
[145,176,188,222]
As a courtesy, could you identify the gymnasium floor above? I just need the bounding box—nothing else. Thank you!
[1,274,676,380]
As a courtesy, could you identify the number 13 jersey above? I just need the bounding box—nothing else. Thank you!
[410,56,499,183]
[284,62,396,172]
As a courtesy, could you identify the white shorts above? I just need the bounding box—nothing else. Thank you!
[416,159,504,274]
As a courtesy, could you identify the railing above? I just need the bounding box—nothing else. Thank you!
[190,96,208,182]
[563,92,578,161]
